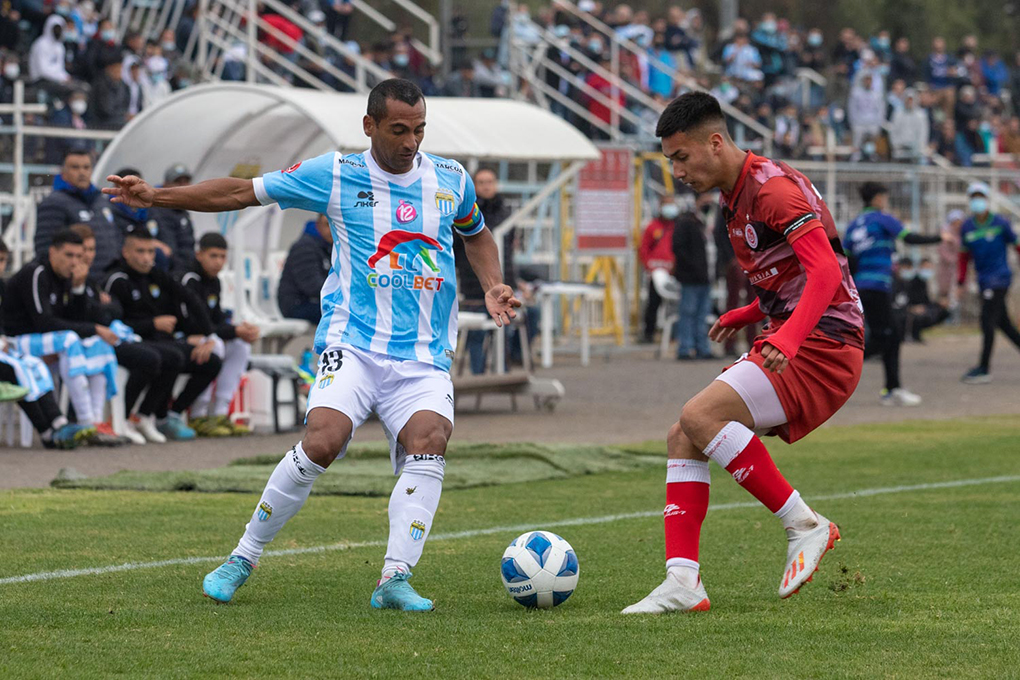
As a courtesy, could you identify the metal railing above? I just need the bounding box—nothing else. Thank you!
[545,0,771,149]
[103,0,187,43]
[190,0,391,93]
[349,0,441,66]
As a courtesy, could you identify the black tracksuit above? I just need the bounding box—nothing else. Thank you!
[179,258,235,339]
[2,258,98,338]
[104,260,221,418]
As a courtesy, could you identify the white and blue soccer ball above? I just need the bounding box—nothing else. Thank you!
[500,530,579,609]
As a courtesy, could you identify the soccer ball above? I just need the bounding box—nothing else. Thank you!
[500,531,579,609]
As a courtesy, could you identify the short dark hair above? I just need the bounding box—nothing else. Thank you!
[199,232,228,251]
[68,223,94,241]
[656,92,726,139]
[367,78,424,122]
[0,238,9,254]
[123,223,154,241]
[859,181,888,205]
[62,146,92,163]
[51,229,84,249]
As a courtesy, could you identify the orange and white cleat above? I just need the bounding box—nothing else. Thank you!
[778,512,840,599]
[621,572,711,614]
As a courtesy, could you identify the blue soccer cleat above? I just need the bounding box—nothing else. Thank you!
[158,413,196,441]
[202,555,254,603]
[370,571,434,612]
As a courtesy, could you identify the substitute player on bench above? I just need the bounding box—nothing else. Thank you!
[103,78,520,612]
[623,93,865,614]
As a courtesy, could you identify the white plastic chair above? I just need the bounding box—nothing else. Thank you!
[651,268,681,359]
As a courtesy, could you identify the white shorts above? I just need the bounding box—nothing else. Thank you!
[714,356,788,432]
[306,343,455,474]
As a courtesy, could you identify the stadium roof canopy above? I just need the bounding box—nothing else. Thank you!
[94,83,600,184]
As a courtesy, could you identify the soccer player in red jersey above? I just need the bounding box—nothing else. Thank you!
[623,92,866,614]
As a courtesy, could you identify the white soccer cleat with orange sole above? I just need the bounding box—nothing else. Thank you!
[621,573,711,614]
[779,512,840,598]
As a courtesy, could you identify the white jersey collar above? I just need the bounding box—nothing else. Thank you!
[364,148,430,187]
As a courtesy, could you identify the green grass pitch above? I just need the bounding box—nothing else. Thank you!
[3,417,1020,678]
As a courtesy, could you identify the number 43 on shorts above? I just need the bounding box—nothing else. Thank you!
[320,350,343,372]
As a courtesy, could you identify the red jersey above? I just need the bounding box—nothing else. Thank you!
[721,153,864,349]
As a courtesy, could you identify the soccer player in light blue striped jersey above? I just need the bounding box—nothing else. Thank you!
[104,79,521,611]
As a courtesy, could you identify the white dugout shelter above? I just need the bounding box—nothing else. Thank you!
[94,83,599,380]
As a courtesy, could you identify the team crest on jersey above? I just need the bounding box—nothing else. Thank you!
[207,295,218,308]
[318,373,334,389]
[409,520,426,541]
[282,162,302,174]
[366,230,445,291]
[434,189,455,216]
[395,200,418,224]
[149,284,161,299]
[257,501,273,521]
[744,224,758,248]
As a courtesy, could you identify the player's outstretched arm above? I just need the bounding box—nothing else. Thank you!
[103,175,260,213]
[461,227,522,328]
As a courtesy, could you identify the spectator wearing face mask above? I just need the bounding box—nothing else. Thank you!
[46,89,92,163]
[141,51,171,108]
[0,53,20,104]
[799,29,826,71]
[889,89,929,162]
[957,183,1020,384]
[638,197,678,343]
[849,72,885,159]
[750,13,787,86]
[76,18,120,84]
[893,257,949,343]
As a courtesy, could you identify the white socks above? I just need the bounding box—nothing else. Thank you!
[775,490,817,530]
[381,455,445,580]
[194,338,250,417]
[234,442,325,563]
[666,558,701,589]
[88,374,107,424]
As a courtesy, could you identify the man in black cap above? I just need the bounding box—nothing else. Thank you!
[104,223,223,442]
[151,163,197,273]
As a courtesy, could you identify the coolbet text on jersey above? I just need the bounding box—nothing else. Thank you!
[253,150,485,372]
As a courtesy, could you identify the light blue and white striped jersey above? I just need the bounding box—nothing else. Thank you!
[253,150,485,372]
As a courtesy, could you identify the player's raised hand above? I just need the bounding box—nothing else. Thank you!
[760,342,789,374]
[485,283,522,328]
[103,174,155,208]
[708,318,737,344]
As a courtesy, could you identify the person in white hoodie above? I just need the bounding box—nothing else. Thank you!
[29,14,72,94]
[889,88,930,162]
[848,71,886,158]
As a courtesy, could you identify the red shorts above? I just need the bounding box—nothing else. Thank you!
[730,331,863,444]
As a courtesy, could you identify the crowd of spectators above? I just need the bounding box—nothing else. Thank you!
[512,1,1020,164]
[4,0,1020,168]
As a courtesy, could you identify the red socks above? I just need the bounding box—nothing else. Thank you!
[664,459,710,568]
[704,421,794,513]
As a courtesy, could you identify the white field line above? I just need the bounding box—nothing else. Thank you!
[2,474,1018,586]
